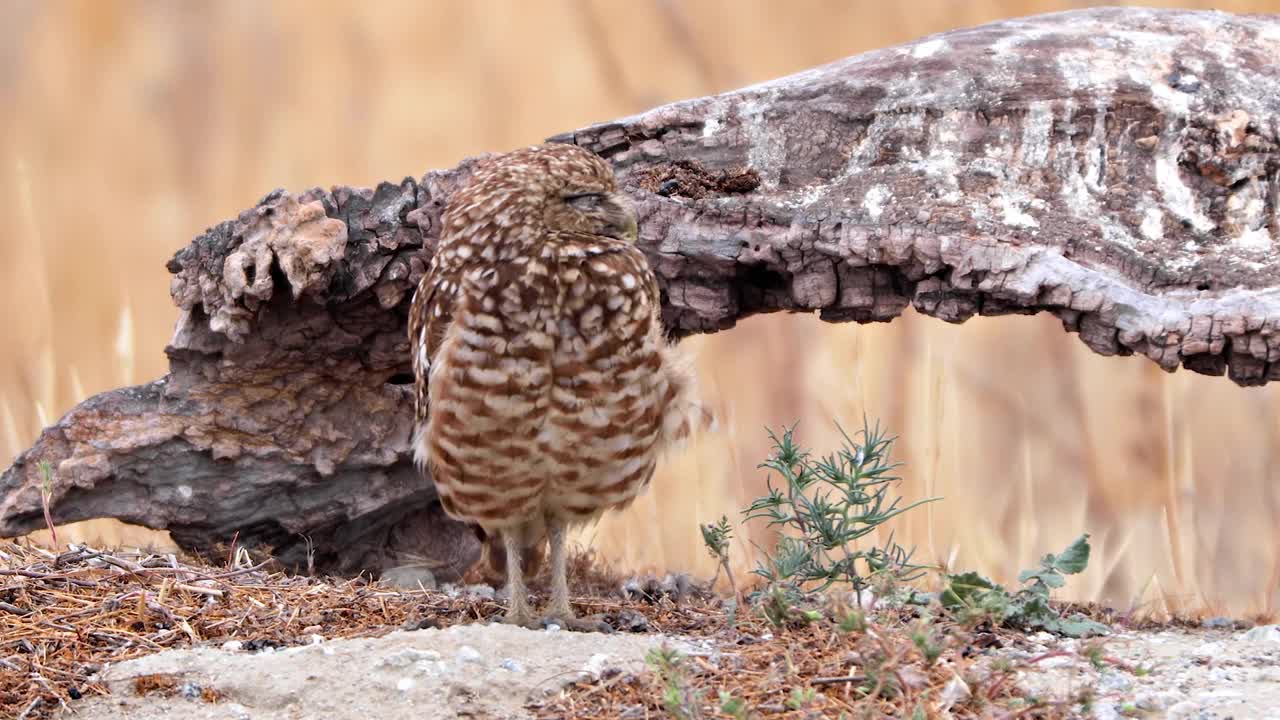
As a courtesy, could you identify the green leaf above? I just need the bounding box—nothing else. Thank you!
[940,571,1000,610]
[1051,534,1091,574]
[1044,614,1110,638]
[1017,568,1066,589]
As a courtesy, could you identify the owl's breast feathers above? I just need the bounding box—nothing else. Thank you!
[409,235,702,528]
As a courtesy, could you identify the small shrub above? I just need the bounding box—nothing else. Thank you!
[940,534,1108,637]
[744,420,937,600]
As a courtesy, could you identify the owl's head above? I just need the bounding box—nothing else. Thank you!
[448,143,638,249]
[536,145,637,244]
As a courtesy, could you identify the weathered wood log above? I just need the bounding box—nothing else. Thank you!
[2,8,1278,577]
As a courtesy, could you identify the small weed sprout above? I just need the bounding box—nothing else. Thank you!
[717,691,748,720]
[745,420,937,603]
[38,460,57,547]
[646,646,704,719]
[785,686,817,710]
[699,515,740,602]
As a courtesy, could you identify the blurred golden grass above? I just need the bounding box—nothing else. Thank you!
[3,0,1279,618]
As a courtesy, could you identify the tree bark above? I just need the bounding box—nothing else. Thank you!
[2,8,1278,576]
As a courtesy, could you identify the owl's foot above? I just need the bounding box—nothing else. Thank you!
[501,607,540,629]
[540,612,613,634]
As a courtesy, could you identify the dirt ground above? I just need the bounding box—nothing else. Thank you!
[9,543,1279,720]
[62,622,1280,720]
[64,622,683,720]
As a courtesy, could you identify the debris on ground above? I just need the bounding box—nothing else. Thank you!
[3,541,1279,720]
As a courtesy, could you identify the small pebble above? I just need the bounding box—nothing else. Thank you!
[379,648,442,669]
[1090,703,1123,720]
[1134,690,1182,711]
[500,658,525,673]
[464,584,496,601]
[938,674,970,710]
[220,640,244,652]
[1096,670,1133,693]
[580,653,612,679]
[1242,624,1280,643]
[457,645,482,664]
[545,623,562,633]
[396,677,415,691]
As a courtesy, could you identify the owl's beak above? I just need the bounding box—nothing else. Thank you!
[603,193,639,243]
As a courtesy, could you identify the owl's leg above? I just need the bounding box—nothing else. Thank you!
[542,515,611,633]
[545,515,574,620]
[500,525,536,628]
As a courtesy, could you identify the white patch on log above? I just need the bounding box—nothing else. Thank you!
[863,186,889,221]
[1155,139,1216,234]
[849,114,898,169]
[919,111,961,186]
[738,98,785,190]
[1140,69,1192,116]
[1020,101,1054,167]
[997,191,1040,229]
[1083,104,1108,192]
[1141,207,1164,240]
[1055,99,1139,252]
[911,38,946,59]
[701,100,726,139]
[1056,51,1115,93]
[1236,227,1273,251]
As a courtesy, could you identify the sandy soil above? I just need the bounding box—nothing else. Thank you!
[1014,625,1280,718]
[61,622,1280,719]
[66,623,686,720]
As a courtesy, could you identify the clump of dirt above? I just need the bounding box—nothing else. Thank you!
[131,673,223,703]
[632,159,761,199]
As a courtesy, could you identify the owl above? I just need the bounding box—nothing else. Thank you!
[407,143,705,630]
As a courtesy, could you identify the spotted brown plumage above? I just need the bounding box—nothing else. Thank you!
[408,143,705,629]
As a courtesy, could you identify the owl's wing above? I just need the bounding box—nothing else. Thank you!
[407,262,459,420]
[589,243,714,445]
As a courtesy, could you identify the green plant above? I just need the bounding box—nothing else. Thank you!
[910,623,943,666]
[718,691,749,720]
[700,515,740,602]
[785,686,817,710]
[646,646,704,719]
[940,534,1108,638]
[745,420,937,600]
[38,460,57,547]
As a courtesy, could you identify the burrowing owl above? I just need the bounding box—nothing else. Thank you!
[408,143,703,630]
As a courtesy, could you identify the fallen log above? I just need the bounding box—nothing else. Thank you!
[2,8,1277,577]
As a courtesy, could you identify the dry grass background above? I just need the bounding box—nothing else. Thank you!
[2,0,1279,618]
